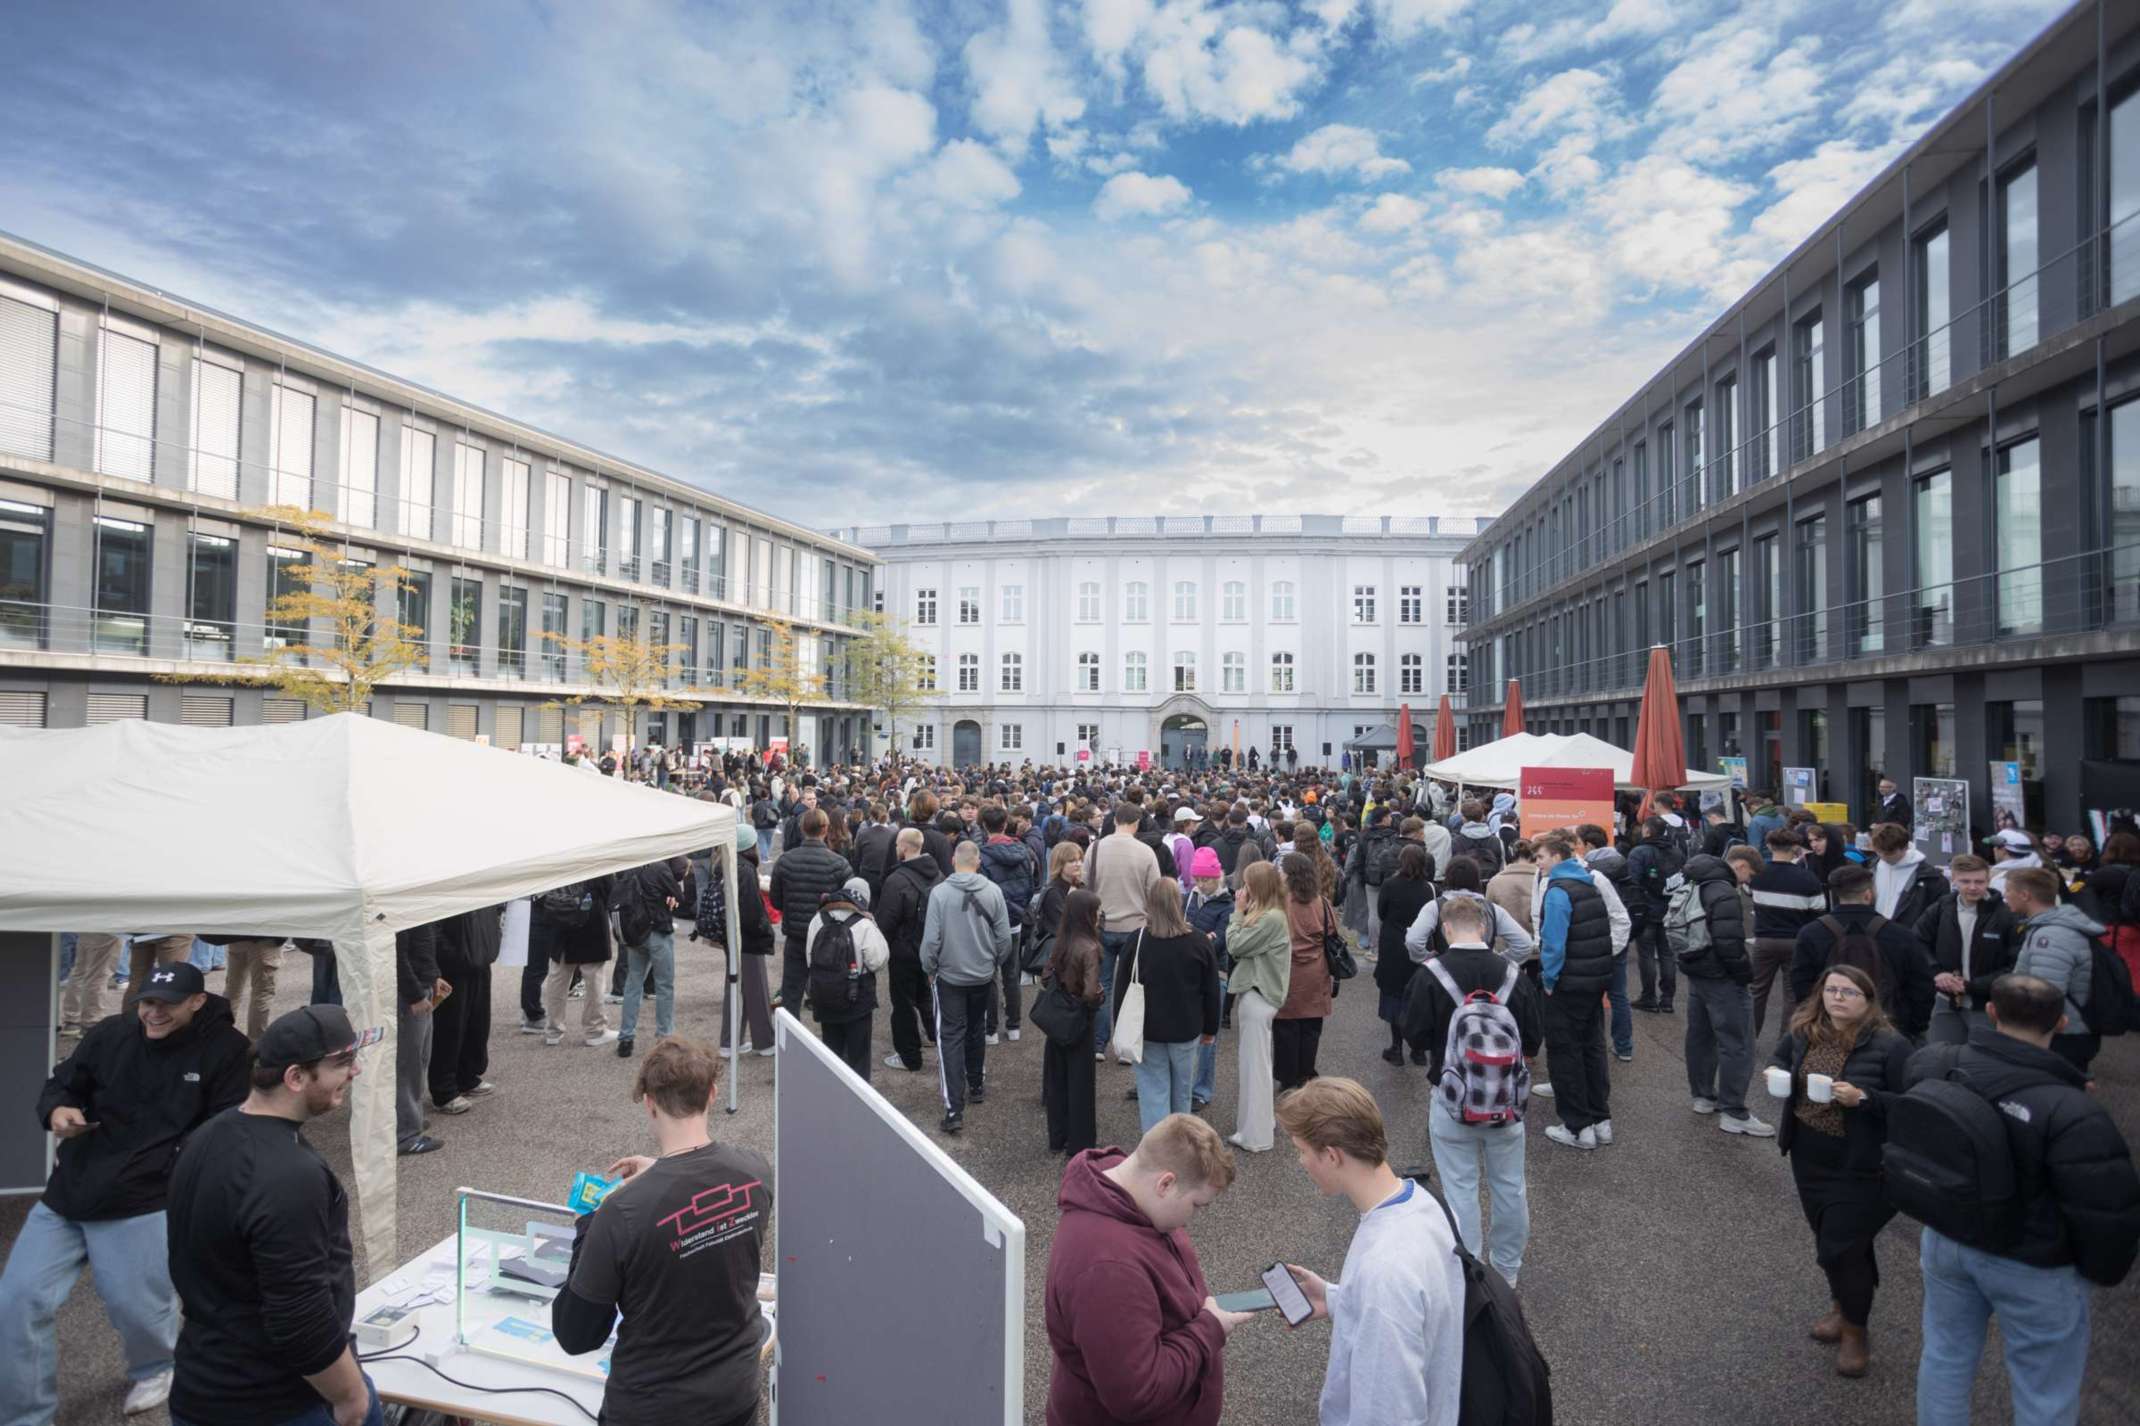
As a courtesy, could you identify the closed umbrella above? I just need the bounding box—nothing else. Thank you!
[1629,645,1686,821]
[1501,679,1525,739]
[1396,704,1415,770]
[1433,694,1457,762]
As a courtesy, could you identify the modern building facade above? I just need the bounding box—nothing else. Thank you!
[0,234,879,759]
[1459,0,2140,832]
[844,514,1488,768]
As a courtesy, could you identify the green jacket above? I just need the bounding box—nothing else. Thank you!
[1226,906,1292,1010]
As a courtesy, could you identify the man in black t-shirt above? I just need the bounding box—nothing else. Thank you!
[167,1004,387,1426]
[554,1037,772,1426]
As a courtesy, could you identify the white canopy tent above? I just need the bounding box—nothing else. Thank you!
[1422,730,1731,792]
[0,713,739,1272]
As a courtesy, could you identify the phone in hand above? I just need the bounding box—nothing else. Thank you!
[1213,1288,1275,1314]
[1261,1263,1315,1326]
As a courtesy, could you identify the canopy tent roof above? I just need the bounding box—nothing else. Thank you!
[1420,730,1730,793]
[0,713,737,1275]
[1344,722,1399,751]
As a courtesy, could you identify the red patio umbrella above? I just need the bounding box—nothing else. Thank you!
[1629,644,1687,821]
[1501,679,1525,738]
[1433,694,1457,762]
[1395,704,1415,770]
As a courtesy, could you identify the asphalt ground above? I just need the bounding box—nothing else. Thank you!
[18,933,2140,1426]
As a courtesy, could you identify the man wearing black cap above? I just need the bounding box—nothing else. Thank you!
[0,962,248,1421]
[166,1005,386,1426]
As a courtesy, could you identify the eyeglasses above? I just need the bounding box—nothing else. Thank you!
[323,1050,360,1069]
[1823,985,1867,1001]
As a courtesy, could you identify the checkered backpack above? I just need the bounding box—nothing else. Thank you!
[1423,958,1529,1126]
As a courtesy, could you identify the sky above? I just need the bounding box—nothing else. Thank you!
[0,0,2069,527]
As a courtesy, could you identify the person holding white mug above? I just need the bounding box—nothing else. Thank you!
[1766,965,1916,1378]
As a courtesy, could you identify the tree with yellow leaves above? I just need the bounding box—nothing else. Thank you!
[844,610,936,758]
[733,616,826,758]
[541,620,695,768]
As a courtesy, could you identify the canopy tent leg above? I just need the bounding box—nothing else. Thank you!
[338,919,399,1281]
[723,840,742,1116]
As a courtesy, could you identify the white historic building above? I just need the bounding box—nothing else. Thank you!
[838,514,1489,768]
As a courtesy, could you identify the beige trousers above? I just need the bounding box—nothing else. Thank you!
[223,939,286,1039]
[62,934,124,1027]
[543,959,608,1040]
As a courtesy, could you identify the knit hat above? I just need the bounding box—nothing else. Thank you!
[1190,847,1223,879]
[735,820,758,853]
[841,876,873,910]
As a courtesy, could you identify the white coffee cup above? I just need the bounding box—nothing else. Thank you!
[1765,1066,1792,1099]
[1805,1073,1835,1104]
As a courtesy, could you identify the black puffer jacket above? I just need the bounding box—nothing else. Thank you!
[1791,906,1936,1037]
[877,855,944,963]
[1626,834,1684,928]
[1680,854,1751,983]
[1911,892,2019,1010]
[769,840,854,944]
[1905,1029,2140,1285]
[36,995,250,1220]
[1769,1024,1915,1168]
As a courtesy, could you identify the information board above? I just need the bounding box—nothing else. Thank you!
[1517,766,1615,835]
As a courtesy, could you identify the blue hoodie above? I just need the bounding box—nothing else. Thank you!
[1537,859,1597,991]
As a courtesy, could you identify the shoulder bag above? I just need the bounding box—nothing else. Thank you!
[1109,930,1147,1064]
[1321,901,1359,982]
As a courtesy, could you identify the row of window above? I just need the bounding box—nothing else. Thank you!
[911,580,1470,627]
[908,722,1307,754]
[914,647,1467,697]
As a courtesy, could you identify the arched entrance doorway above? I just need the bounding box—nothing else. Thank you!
[1160,715,1208,770]
[952,719,983,767]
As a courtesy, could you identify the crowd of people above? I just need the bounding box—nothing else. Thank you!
[9,743,2140,1425]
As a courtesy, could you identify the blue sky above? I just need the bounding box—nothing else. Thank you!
[0,0,2066,524]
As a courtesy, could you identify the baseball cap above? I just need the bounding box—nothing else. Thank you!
[136,962,206,1004]
[1173,806,1202,824]
[1989,828,2033,851]
[255,1005,384,1069]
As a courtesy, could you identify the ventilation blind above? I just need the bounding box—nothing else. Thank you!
[493,705,523,750]
[536,706,563,743]
[180,694,233,726]
[0,293,57,462]
[392,701,428,729]
[97,328,158,481]
[260,697,308,724]
[0,690,45,726]
[84,693,148,724]
[445,703,478,740]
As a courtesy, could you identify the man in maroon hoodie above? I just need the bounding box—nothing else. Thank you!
[1045,1115,1250,1425]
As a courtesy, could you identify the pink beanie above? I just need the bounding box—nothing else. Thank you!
[1190,847,1224,879]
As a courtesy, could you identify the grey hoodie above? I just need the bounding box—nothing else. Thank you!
[919,870,1014,987]
[2014,903,2106,1035]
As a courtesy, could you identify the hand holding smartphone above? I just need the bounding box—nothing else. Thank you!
[1213,1265,1315,1326]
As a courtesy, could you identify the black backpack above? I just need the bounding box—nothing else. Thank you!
[1406,1170,1554,1426]
[1020,889,1054,975]
[617,870,656,947]
[809,908,868,1011]
[540,882,594,928]
[2084,938,2139,1036]
[1818,914,1899,1014]
[1882,1057,2026,1253]
[694,865,728,943]
[1367,834,1402,888]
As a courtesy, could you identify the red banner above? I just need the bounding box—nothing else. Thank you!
[1518,766,1615,836]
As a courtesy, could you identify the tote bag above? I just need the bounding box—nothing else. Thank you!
[1109,930,1147,1065]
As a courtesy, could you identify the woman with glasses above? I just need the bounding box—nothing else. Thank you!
[1767,964,1915,1379]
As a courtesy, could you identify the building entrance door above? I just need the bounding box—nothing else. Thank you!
[952,719,983,767]
[1160,715,1208,770]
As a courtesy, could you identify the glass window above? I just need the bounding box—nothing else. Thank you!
[1077,651,1100,691]
[97,327,158,481]
[2110,397,2140,624]
[581,595,606,644]
[1222,650,1245,692]
[1914,471,1954,648]
[1270,581,1295,621]
[1271,651,1294,692]
[341,409,378,529]
[1399,652,1422,694]
[1794,314,1824,459]
[916,654,934,691]
[1794,515,1827,663]
[449,577,481,673]
[957,653,978,691]
[1657,422,1676,526]
[394,569,431,663]
[496,585,528,676]
[0,293,57,463]
[2114,86,2140,305]
[679,515,700,594]
[1989,699,2045,783]
[709,524,729,599]
[1685,560,1706,676]
[0,499,50,650]
[647,506,670,587]
[501,457,530,561]
[1912,701,1957,778]
[540,592,567,680]
[1223,581,1246,621]
[263,543,307,652]
[1172,650,1197,692]
[400,425,436,539]
[1352,585,1376,623]
[1752,535,1777,670]
[1352,652,1376,694]
[1446,652,1468,694]
[1632,444,1650,540]
[451,442,485,551]
[1124,650,1148,692]
[1752,352,1778,481]
[1915,222,1951,398]
[184,531,236,661]
[580,486,608,575]
[1000,723,1023,752]
[1399,585,1422,624]
[1848,494,1884,655]
[1997,437,2042,636]
[93,515,152,656]
[544,471,572,568]
[1717,548,1740,671]
[1714,377,1738,498]
[270,384,315,510]
[190,355,242,499]
[1001,585,1023,623]
[915,587,936,625]
[1125,582,1149,623]
[1000,651,1023,692]
[1683,404,1703,513]
[1077,582,1100,622]
[1848,275,1882,433]
[1446,585,1469,625]
[615,494,640,580]
[958,587,980,625]
[2083,696,2140,760]
[616,604,640,643]
[1173,581,1197,621]
[1999,159,2038,356]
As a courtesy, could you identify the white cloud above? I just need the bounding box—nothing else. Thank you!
[1082,0,1327,125]
[1653,22,1826,163]
[1486,67,1622,149]
[1362,0,1472,41]
[963,0,1086,157]
[1436,165,1524,199]
[1840,53,1990,146]
[1093,170,1193,220]
[1277,123,1410,180]
[1358,192,1426,233]
[903,139,1023,210]
[1413,53,1471,85]
[1750,138,1903,251]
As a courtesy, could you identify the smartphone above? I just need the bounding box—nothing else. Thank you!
[1213,1288,1275,1313]
[1262,1263,1314,1326]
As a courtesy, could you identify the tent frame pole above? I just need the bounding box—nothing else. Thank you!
[722,838,743,1115]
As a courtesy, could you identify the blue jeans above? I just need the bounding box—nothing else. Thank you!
[57,932,76,986]
[1429,1109,1530,1285]
[187,937,225,972]
[1134,1040,1199,1132]
[757,829,775,862]
[1609,954,1633,1057]
[0,1203,176,1426]
[1916,1227,2090,1426]
[1093,931,1134,1054]
[619,928,676,1040]
[1194,1022,1219,1105]
[175,1379,382,1426]
[312,946,343,1007]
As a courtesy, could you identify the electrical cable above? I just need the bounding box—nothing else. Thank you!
[357,1320,602,1422]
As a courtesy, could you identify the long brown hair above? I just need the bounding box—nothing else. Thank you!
[1787,963,1891,1052]
[1282,850,1322,905]
[1051,888,1103,983]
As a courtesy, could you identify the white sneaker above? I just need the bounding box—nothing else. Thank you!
[883,1053,917,1071]
[1006,1028,1021,1042]
[543,1030,564,1046]
[1593,1119,1614,1146]
[1720,1113,1776,1138]
[755,1045,777,1057]
[434,1096,475,1115]
[1532,1082,1555,1098]
[124,1370,172,1415]
[585,1030,620,1047]
[985,1033,1000,1047]
[518,1019,547,1035]
[1691,1096,1718,1114]
[1544,1124,1596,1151]
[1094,1050,1106,1062]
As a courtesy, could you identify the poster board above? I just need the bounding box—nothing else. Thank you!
[1912,777,1971,866]
[1804,801,1850,825]
[1518,766,1615,835]
[1989,761,2026,832]
[1137,750,1151,771]
[1719,756,1749,789]
[1783,767,1815,806]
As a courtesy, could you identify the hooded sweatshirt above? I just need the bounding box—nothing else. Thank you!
[1451,820,1505,879]
[1874,846,1941,924]
[877,855,943,962]
[919,870,1014,986]
[1989,851,2046,898]
[1486,792,1517,838]
[2014,903,2107,1036]
[1044,1149,1225,1426]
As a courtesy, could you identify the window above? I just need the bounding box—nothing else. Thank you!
[1750,351,1779,481]
[615,494,640,580]
[1997,437,2043,636]
[647,505,670,587]
[1270,651,1295,693]
[1683,403,1704,512]
[403,427,441,541]
[1848,275,1882,433]
[540,592,567,680]
[1848,494,1884,655]
[1717,548,1740,671]
[1352,652,1376,694]
[1685,560,1706,676]
[1076,722,1100,749]
[648,610,672,681]
[999,651,1023,692]
[184,532,236,660]
[451,442,485,551]
[1270,581,1295,621]
[499,457,529,560]
[449,577,481,673]
[1076,651,1100,691]
[190,354,242,499]
[269,383,316,510]
[1172,650,1197,692]
[1793,314,1824,459]
[1751,534,1778,670]
[497,585,528,676]
[918,654,936,692]
[340,408,378,528]
[92,515,151,655]
[1998,158,2038,357]
[1915,222,1951,398]
[1223,581,1246,621]
[957,586,979,625]
[1171,581,1197,622]
[912,724,936,751]
[989,722,1020,753]
[1222,650,1245,692]
[1352,585,1376,623]
[957,653,978,692]
[1125,581,1149,622]
[1271,724,1294,753]
[1445,585,1468,626]
[2109,398,2140,624]
[1124,650,1148,692]
[915,587,937,625]
[1912,701,1957,778]
[1001,584,1023,623]
[1795,514,1828,663]
[1399,652,1422,694]
[0,499,51,649]
[679,515,700,594]
[616,603,640,643]
[1446,651,1469,694]
[1714,375,1738,498]
[97,325,157,480]
[1398,585,1422,624]
[1657,422,1676,527]
[1914,470,1953,648]
[0,290,58,462]
[2115,86,2140,305]
[269,543,311,652]
[1077,581,1100,622]
[580,595,606,644]
[544,472,571,568]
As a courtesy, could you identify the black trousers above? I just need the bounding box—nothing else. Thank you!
[429,966,493,1105]
[780,936,809,1011]
[1272,1016,1324,1090]
[1634,923,1676,1003]
[1044,1030,1097,1154]
[887,957,935,1068]
[519,949,550,1022]
[820,1015,873,1083]
[1542,990,1611,1132]
[933,981,992,1115]
[1791,1131,1888,1326]
[986,948,1022,1034]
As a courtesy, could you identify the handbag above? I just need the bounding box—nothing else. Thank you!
[1109,930,1148,1064]
[1030,979,1091,1049]
[1321,903,1359,982]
